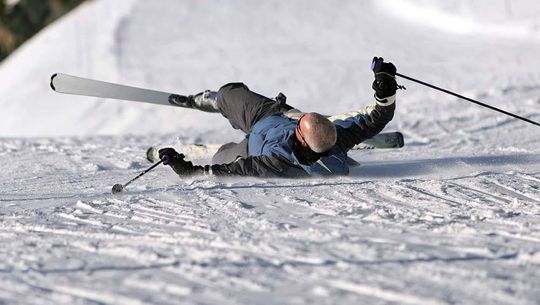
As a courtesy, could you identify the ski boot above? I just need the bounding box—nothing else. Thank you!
[168,90,219,113]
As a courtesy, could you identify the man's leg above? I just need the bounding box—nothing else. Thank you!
[207,83,292,164]
[172,83,293,128]
[216,83,292,133]
[211,138,249,164]
[175,82,291,163]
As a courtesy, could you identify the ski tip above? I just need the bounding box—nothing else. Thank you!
[146,147,156,163]
[50,73,58,91]
[396,132,405,148]
[346,156,361,167]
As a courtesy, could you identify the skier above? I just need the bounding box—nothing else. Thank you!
[157,57,398,178]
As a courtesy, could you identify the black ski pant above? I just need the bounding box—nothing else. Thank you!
[212,83,292,164]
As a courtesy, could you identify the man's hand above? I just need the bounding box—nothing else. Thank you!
[371,57,398,99]
[158,148,206,176]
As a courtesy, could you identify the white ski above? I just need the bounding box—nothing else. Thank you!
[50,73,187,108]
[356,131,404,149]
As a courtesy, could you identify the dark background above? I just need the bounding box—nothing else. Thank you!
[0,0,86,62]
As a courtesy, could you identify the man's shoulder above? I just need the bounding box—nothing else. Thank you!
[251,114,296,140]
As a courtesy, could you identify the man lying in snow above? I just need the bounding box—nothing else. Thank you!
[158,57,398,178]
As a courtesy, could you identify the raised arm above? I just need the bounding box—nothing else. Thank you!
[332,57,399,151]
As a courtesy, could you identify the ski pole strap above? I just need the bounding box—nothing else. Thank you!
[396,72,540,128]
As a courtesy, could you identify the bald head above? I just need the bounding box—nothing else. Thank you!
[298,112,337,153]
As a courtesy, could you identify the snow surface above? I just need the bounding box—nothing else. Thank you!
[1,0,540,304]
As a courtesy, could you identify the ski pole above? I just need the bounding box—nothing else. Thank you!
[396,72,540,128]
[112,155,169,194]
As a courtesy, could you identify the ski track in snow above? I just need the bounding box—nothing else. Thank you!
[1,0,540,304]
[1,134,539,305]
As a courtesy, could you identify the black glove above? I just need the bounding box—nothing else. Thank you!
[158,148,207,177]
[371,57,398,99]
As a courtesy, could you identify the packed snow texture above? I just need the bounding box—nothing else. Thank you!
[1,0,540,304]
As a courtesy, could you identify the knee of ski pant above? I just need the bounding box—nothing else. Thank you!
[218,83,250,98]
[217,82,250,107]
[219,82,249,91]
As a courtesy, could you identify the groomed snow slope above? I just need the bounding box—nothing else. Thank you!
[1,0,540,304]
